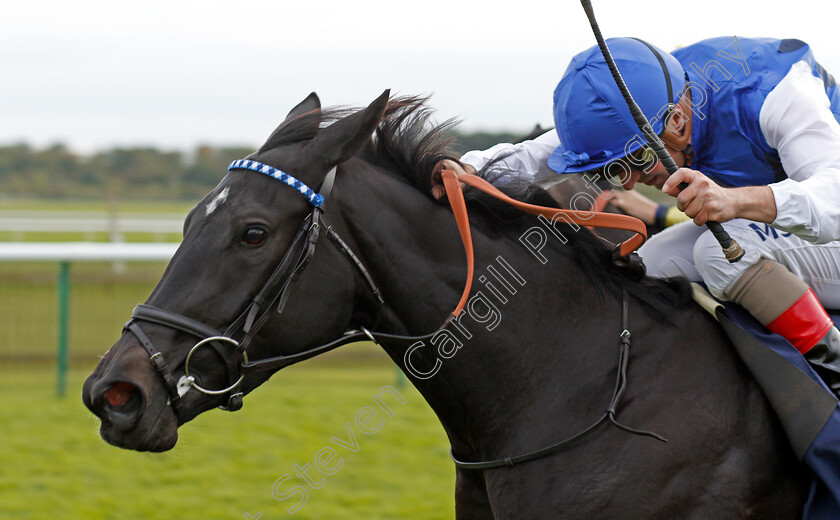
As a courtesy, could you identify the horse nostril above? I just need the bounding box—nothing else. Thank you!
[101,382,144,431]
[105,382,136,408]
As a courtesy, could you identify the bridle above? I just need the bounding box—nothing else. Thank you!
[122,157,661,468]
[123,159,386,415]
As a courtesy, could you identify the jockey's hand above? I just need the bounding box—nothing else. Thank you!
[431,159,475,200]
[662,167,778,225]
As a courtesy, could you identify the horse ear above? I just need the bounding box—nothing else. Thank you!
[257,93,323,153]
[284,92,321,123]
[306,89,390,167]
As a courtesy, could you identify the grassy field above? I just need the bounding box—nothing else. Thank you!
[1,261,171,361]
[1,201,454,519]
[0,362,455,520]
[0,202,184,360]
[1,263,457,519]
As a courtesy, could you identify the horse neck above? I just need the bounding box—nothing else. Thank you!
[333,162,626,461]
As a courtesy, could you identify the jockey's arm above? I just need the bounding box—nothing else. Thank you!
[663,63,840,243]
[760,61,840,244]
[459,130,559,185]
[610,189,691,228]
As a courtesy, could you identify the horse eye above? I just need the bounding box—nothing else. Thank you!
[241,227,267,246]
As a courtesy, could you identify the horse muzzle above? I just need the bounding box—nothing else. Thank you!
[83,338,180,452]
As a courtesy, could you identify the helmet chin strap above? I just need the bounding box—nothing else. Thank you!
[660,93,693,154]
[628,36,692,155]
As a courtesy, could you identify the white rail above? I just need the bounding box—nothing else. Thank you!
[0,242,178,262]
[0,241,179,397]
[0,211,183,234]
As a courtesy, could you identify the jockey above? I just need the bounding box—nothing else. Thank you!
[444,36,840,397]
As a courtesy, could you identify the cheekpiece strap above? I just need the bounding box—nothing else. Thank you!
[228,159,325,207]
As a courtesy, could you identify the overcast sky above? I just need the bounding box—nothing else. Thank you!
[3,0,839,154]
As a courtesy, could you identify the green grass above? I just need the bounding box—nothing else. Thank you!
[0,201,455,518]
[0,363,455,520]
[634,183,675,204]
[1,262,170,361]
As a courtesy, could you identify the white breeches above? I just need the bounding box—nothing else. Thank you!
[638,219,840,309]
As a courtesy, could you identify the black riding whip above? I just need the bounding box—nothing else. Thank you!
[579,0,745,262]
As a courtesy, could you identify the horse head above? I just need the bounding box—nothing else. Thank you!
[82,91,392,451]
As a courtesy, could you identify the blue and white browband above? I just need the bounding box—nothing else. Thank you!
[228,159,325,207]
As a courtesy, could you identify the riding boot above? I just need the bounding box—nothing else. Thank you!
[726,259,840,398]
[765,288,840,398]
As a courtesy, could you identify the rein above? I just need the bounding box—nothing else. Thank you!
[123,158,661,468]
[440,169,647,315]
[450,289,667,470]
[439,170,665,469]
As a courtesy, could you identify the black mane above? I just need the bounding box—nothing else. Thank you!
[370,96,690,319]
[262,95,691,319]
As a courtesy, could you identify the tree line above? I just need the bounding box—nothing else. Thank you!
[0,128,543,201]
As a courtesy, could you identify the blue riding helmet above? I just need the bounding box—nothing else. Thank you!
[548,37,687,174]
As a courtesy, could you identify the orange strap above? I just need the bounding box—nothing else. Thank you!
[586,190,611,230]
[442,171,475,317]
[441,171,647,317]
[591,191,611,213]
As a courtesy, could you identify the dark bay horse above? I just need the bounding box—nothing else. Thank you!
[83,92,808,518]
